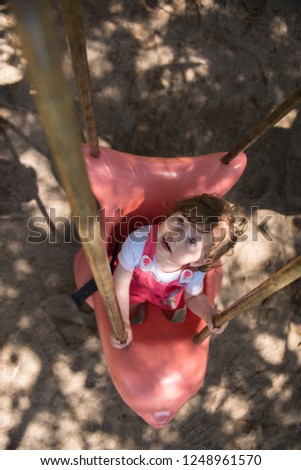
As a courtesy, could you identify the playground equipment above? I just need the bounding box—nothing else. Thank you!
[13,0,301,428]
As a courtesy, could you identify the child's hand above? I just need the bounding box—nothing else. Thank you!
[206,310,228,335]
[110,323,133,349]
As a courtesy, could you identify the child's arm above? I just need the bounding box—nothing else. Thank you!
[184,291,228,334]
[111,263,134,349]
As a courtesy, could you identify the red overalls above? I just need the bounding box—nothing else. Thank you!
[129,225,195,310]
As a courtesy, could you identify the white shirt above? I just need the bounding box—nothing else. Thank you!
[118,226,205,296]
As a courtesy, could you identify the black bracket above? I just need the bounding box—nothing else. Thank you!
[71,278,97,306]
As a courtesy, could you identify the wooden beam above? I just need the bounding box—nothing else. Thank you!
[60,0,100,157]
[194,254,301,344]
[13,0,126,343]
[221,85,301,164]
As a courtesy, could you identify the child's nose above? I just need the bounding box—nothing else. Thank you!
[167,228,185,243]
[167,232,178,242]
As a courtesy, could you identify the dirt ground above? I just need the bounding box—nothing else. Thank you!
[1,0,301,450]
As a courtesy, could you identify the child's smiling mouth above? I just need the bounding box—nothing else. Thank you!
[161,237,172,253]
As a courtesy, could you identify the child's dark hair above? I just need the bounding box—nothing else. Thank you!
[168,194,247,272]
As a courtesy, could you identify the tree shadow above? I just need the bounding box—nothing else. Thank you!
[1,0,301,450]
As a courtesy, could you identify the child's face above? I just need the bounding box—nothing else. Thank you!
[156,213,211,269]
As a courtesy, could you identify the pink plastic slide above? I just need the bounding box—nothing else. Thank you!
[73,145,247,428]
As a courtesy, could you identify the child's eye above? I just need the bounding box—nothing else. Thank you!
[188,238,196,246]
[176,217,185,227]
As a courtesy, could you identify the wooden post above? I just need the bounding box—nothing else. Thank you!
[13,0,126,342]
[60,0,100,157]
[221,85,301,164]
[194,254,301,344]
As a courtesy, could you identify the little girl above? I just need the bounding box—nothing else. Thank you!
[111,194,246,348]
